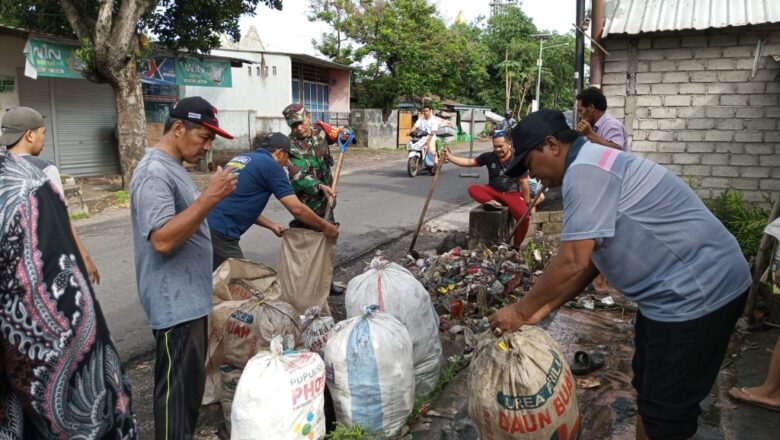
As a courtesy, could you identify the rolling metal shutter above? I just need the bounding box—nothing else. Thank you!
[17,70,120,176]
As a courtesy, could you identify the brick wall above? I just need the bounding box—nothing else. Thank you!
[601,28,780,202]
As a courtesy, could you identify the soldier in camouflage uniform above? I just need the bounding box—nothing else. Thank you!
[283,103,341,222]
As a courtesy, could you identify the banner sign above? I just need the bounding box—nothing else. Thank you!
[24,38,84,79]
[140,57,177,86]
[175,57,232,87]
[0,75,14,93]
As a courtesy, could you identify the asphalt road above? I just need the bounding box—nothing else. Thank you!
[75,146,489,361]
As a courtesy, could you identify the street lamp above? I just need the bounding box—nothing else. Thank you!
[531,33,552,112]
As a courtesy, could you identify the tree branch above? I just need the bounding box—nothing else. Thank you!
[109,0,155,64]
[58,0,93,41]
[94,0,116,50]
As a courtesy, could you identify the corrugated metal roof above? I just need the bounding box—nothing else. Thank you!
[603,0,780,37]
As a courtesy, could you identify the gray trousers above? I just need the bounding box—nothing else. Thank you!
[210,227,244,271]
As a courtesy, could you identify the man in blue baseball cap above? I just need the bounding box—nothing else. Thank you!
[489,109,751,440]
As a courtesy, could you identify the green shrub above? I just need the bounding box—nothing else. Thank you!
[705,188,772,263]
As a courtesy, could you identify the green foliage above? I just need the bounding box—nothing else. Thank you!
[705,189,772,261]
[408,356,465,424]
[113,190,130,206]
[69,211,90,221]
[326,423,377,440]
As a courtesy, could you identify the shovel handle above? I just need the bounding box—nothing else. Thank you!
[511,185,546,238]
[409,158,445,254]
[324,151,346,220]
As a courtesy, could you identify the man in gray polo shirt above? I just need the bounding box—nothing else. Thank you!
[130,96,237,439]
[489,109,750,440]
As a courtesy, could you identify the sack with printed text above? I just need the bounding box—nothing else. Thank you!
[346,256,442,395]
[231,335,326,440]
[301,306,335,358]
[468,326,581,440]
[324,305,414,437]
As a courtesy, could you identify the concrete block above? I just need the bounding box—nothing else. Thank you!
[760,155,780,167]
[766,82,780,93]
[732,179,759,191]
[701,177,731,188]
[606,39,629,50]
[679,59,707,71]
[650,131,674,141]
[677,107,706,118]
[610,96,626,107]
[720,95,749,106]
[718,71,751,82]
[692,95,717,106]
[681,35,707,47]
[637,61,651,72]
[651,83,679,95]
[702,154,730,165]
[650,108,677,118]
[695,188,712,199]
[749,94,778,106]
[736,107,764,118]
[639,119,659,130]
[603,85,627,97]
[706,59,737,70]
[542,222,563,235]
[633,130,648,141]
[759,180,780,191]
[687,119,715,129]
[692,47,723,58]
[729,154,758,166]
[663,72,689,83]
[665,48,694,59]
[715,119,744,130]
[715,143,744,154]
[765,131,780,142]
[651,60,677,72]
[735,131,763,142]
[659,142,686,152]
[736,58,761,70]
[608,49,630,61]
[665,95,691,106]
[634,84,651,95]
[683,165,711,176]
[605,61,629,73]
[654,37,680,49]
[705,131,734,142]
[705,106,736,118]
[679,83,706,94]
[746,144,775,155]
[746,119,776,131]
[659,119,685,130]
[706,83,736,94]
[751,69,780,82]
[603,73,626,85]
[468,206,514,249]
[710,34,739,46]
[712,166,739,177]
[672,153,699,164]
[744,191,769,203]
[736,82,766,94]
[741,167,772,178]
[608,107,626,119]
[686,142,715,153]
[637,95,663,106]
[637,49,666,60]
[636,73,663,84]
[723,46,753,57]
[644,152,673,164]
[632,141,658,152]
[738,34,761,45]
[690,71,719,82]
[676,131,704,142]
[665,164,683,174]
[766,107,780,118]
[637,38,652,49]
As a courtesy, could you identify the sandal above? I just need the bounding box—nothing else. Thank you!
[482,201,504,212]
[571,350,605,376]
[728,387,780,412]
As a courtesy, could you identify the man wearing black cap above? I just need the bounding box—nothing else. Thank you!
[130,96,237,439]
[489,109,751,440]
[207,132,340,269]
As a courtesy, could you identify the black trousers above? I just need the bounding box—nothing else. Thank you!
[153,316,208,440]
[210,227,244,271]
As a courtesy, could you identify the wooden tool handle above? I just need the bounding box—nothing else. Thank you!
[409,159,445,254]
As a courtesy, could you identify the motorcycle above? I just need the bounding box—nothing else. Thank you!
[406,128,436,177]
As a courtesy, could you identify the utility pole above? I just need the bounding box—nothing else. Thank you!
[531,33,552,112]
[573,0,586,125]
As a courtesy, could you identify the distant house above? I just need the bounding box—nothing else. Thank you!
[598,0,780,202]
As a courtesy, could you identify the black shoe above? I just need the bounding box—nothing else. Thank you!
[329,283,345,296]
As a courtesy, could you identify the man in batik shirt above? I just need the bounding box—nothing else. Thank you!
[0,150,137,439]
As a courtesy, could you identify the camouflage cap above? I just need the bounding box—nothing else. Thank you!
[282,103,309,127]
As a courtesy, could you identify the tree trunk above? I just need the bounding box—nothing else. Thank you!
[111,60,147,189]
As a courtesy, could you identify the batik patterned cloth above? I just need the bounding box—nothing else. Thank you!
[0,152,137,439]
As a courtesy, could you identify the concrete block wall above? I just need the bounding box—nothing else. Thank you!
[351,109,399,149]
[601,28,780,202]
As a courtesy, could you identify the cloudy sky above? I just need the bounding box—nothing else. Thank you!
[239,0,575,55]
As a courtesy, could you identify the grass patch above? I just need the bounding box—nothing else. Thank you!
[408,356,466,424]
[113,190,130,205]
[69,211,90,221]
[326,423,378,440]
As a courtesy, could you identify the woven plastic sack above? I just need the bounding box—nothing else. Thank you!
[346,256,442,395]
[301,306,335,358]
[468,326,581,440]
[324,305,414,437]
[231,336,326,440]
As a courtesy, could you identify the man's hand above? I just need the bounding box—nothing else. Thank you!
[319,184,336,199]
[323,223,339,239]
[84,255,100,285]
[577,120,594,137]
[203,166,237,202]
[269,223,285,237]
[441,148,451,162]
[488,303,528,333]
